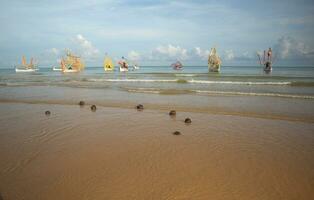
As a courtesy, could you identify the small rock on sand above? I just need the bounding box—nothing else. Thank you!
[136,104,144,110]
[173,131,181,135]
[184,118,192,124]
[91,105,97,111]
[169,110,176,116]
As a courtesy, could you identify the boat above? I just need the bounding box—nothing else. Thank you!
[130,63,140,71]
[118,57,129,72]
[104,55,114,71]
[15,56,38,72]
[257,48,273,73]
[208,48,221,72]
[60,51,85,73]
[133,64,140,70]
[171,61,183,70]
[52,66,62,71]
[119,67,128,72]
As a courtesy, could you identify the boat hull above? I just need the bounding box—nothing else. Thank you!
[133,66,140,70]
[264,62,272,73]
[119,67,128,72]
[62,69,80,73]
[52,67,62,71]
[105,67,114,71]
[208,64,220,72]
[173,66,183,70]
[15,68,38,72]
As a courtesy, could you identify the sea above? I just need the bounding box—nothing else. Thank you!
[0,66,314,99]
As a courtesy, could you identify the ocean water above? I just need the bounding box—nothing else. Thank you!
[1,66,314,99]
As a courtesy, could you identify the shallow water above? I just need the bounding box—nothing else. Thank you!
[0,103,313,200]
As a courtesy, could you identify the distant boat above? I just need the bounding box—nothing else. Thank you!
[52,66,62,71]
[118,57,129,72]
[104,55,114,71]
[208,48,221,72]
[133,64,139,70]
[131,62,140,70]
[257,48,273,73]
[171,61,183,70]
[60,51,84,73]
[15,56,38,72]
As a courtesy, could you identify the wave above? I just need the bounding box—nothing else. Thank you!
[290,81,314,87]
[1,77,313,88]
[189,80,292,85]
[87,78,293,85]
[174,74,197,77]
[88,78,177,83]
[121,87,314,99]
[192,90,314,99]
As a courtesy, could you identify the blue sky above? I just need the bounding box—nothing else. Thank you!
[0,0,314,67]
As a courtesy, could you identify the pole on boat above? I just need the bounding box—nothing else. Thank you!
[257,52,263,66]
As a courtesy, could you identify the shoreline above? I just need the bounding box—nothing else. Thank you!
[0,100,313,124]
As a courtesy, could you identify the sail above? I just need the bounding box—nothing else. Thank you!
[22,56,27,66]
[19,56,36,69]
[257,48,273,72]
[208,48,221,66]
[29,58,34,68]
[208,48,221,72]
[104,56,114,70]
[118,57,128,68]
[60,51,84,72]
[60,58,66,71]
[171,61,183,69]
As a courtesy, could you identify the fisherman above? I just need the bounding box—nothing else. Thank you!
[121,56,128,69]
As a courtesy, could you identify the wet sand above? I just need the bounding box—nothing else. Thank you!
[0,102,313,200]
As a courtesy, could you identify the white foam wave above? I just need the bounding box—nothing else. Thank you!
[189,80,291,85]
[87,78,291,85]
[88,79,176,83]
[175,74,196,77]
[192,90,314,99]
[127,89,160,94]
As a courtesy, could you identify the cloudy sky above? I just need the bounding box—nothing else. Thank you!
[0,0,314,67]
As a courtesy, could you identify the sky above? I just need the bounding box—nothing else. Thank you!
[0,0,314,67]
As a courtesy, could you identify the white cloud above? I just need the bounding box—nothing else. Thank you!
[151,44,188,60]
[192,47,211,60]
[127,50,141,61]
[48,48,59,56]
[274,36,314,59]
[223,50,235,60]
[72,34,99,59]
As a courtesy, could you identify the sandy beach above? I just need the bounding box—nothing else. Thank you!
[1,0,314,198]
[0,101,313,200]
